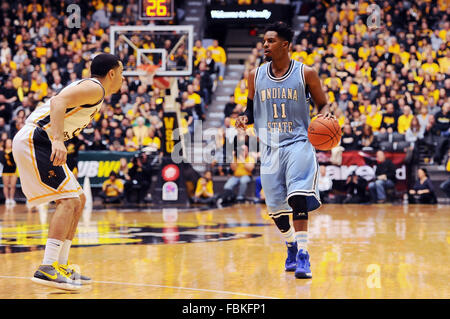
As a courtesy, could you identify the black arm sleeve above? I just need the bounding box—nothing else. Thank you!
[240,98,254,125]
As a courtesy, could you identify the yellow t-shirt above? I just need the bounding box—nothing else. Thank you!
[234,87,248,106]
[398,114,414,134]
[421,62,440,77]
[207,45,226,64]
[188,92,202,105]
[358,47,371,61]
[35,47,47,58]
[194,46,206,64]
[330,43,344,58]
[349,83,359,100]
[125,137,138,152]
[324,77,342,88]
[355,23,367,37]
[438,57,450,74]
[366,112,383,131]
[30,81,48,100]
[375,45,386,57]
[291,51,308,62]
[399,51,410,65]
[102,179,124,197]
[233,156,255,177]
[142,136,161,149]
[388,44,400,55]
[195,178,214,197]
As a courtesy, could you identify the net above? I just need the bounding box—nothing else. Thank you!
[137,64,160,87]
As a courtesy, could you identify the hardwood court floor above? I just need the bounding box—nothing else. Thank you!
[0,203,449,299]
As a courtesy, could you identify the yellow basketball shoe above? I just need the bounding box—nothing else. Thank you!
[59,263,92,284]
[31,262,84,291]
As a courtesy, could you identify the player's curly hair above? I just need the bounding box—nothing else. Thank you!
[264,21,294,43]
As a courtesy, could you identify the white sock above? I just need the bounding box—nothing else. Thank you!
[58,240,72,265]
[42,238,63,265]
[294,231,308,251]
[282,227,295,243]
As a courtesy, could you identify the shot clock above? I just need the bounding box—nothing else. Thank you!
[139,0,174,20]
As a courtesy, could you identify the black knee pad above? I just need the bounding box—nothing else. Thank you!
[271,213,291,233]
[293,211,308,220]
[288,195,308,220]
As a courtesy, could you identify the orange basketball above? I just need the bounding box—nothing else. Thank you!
[308,116,342,151]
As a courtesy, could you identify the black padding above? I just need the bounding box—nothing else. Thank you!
[272,214,291,233]
[288,195,308,220]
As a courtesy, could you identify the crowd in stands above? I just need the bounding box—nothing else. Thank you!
[0,0,225,204]
[218,0,449,203]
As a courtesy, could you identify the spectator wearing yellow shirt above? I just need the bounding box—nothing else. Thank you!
[291,44,308,63]
[438,21,448,42]
[234,81,248,107]
[339,3,355,23]
[329,36,343,58]
[223,145,255,202]
[324,68,342,89]
[366,107,382,132]
[142,127,161,151]
[421,56,440,78]
[398,44,411,66]
[100,172,124,204]
[193,170,216,206]
[132,116,149,147]
[193,40,206,66]
[358,40,371,61]
[2,54,17,71]
[30,75,48,101]
[438,50,450,74]
[35,40,47,58]
[375,38,386,57]
[398,105,414,134]
[124,128,139,152]
[187,84,205,120]
[207,40,226,81]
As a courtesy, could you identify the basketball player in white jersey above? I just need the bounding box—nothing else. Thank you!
[12,53,124,290]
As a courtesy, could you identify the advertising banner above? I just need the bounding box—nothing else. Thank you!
[77,151,136,186]
[318,151,408,191]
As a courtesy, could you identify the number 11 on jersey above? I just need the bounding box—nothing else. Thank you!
[272,103,287,119]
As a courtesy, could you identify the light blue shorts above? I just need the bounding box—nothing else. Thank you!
[260,139,321,216]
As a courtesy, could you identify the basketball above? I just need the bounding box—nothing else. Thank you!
[308,116,342,151]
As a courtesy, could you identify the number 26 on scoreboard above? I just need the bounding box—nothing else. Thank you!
[146,0,168,16]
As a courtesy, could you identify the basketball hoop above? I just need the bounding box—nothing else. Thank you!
[137,64,159,87]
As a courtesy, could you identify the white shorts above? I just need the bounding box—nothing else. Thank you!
[12,124,84,206]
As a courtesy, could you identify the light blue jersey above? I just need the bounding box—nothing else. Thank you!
[253,60,321,215]
[253,60,311,147]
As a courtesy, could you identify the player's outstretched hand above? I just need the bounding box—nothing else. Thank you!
[50,140,67,166]
[235,115,248,131]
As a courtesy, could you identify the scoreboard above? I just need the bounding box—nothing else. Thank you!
[139,0,174,20]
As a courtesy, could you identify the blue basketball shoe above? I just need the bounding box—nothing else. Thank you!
[295,249,312,279]
[285,242,298,272]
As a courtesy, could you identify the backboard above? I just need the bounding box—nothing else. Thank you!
[110,25,194,77]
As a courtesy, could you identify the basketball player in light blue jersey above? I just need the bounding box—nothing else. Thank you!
[236,22,333,279]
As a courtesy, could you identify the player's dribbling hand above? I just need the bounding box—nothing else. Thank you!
[50,140,67,166]
[317,112,336,121]
[235,115,248,131]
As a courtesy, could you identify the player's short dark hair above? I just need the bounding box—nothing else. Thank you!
[264,21,294,43]
[90,53,120,77]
